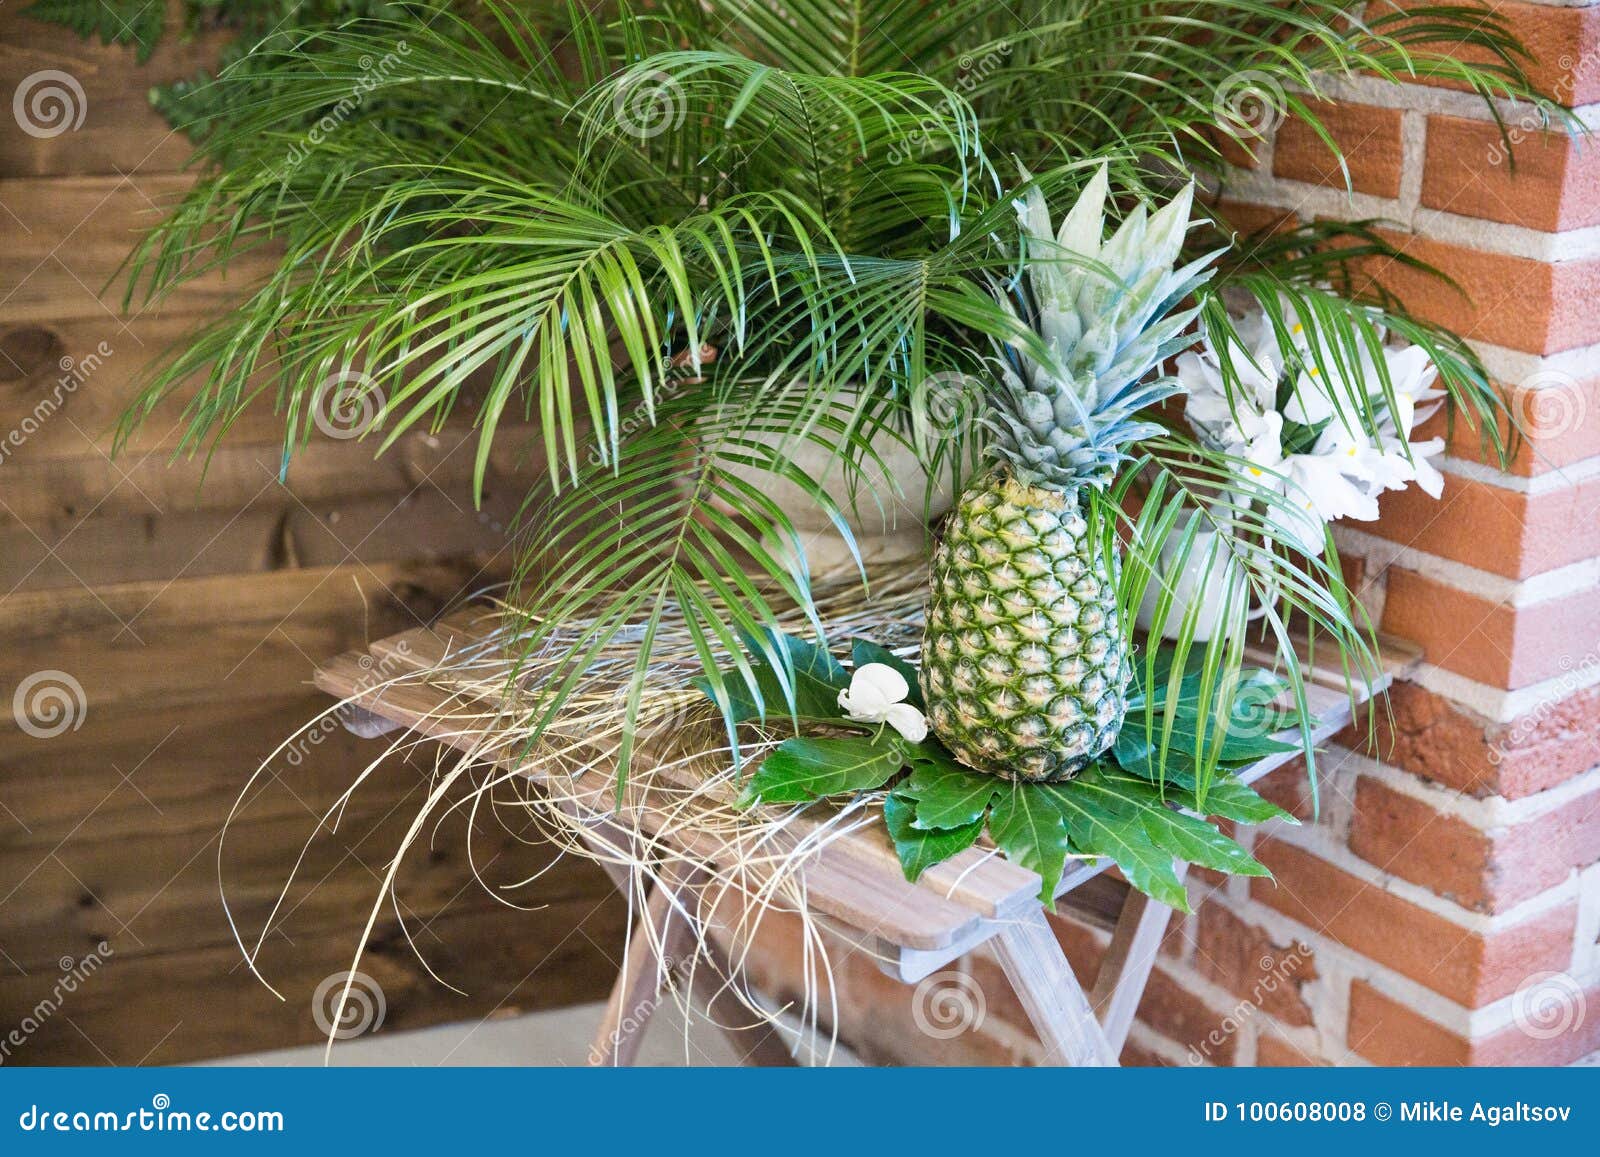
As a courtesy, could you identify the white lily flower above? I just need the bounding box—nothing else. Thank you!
[1178,311,1282,451]
[838,663,928,743]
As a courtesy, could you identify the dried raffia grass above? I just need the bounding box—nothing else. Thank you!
[222,559,936,1064]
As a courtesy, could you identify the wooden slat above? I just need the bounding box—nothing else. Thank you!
[0,10,231,178]
[0,176,280,324]
[315,651,988,953]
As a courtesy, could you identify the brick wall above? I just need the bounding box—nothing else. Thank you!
[744,3,1600,1067]
[1147,0,1600,1068]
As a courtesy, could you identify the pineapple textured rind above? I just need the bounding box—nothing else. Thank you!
[921,473,1129,782]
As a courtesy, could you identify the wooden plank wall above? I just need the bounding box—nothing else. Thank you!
[0,9,625,1063]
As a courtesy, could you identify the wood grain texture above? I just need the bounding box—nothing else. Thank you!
[0,18,617,1066]
[0,9,232,178]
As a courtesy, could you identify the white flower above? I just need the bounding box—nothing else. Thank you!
[1178,311,1281,451]
[838,663,927,743]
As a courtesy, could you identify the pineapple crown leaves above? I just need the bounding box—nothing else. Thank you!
[985,165,1224,490]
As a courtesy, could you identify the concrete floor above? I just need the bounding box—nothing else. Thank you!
[210,1000,859,1067]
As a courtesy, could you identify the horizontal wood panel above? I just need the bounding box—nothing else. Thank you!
[0,175,278,324]
[0,750,612,971]
[0,558,506,719]
[0,314,553,461]
[0,895,626,1065]
[0,9,230,178]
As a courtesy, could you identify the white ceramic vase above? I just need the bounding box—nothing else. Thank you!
[1134,517,1273,642]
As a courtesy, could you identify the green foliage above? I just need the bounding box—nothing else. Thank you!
[714,630,1294,909]
[77,0,1560,796]
[24,0,166,61]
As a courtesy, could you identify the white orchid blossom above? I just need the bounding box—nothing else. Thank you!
[838,663,928,743]
[1177,306,1448,555]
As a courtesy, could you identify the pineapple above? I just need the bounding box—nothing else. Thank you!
[921,168,1217,782]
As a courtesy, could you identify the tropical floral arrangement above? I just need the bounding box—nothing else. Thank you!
[706,627,1299,906]
[1177,306,1446,556]
[94,2,1561,925]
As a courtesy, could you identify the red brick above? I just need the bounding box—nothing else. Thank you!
[1046,911,1104,989]
[1251,838,1577,1005]
[1137,966,1238,1066]
[1349,227,1600,355]
[1423,117,1600,231]
[1213,198,1302,243]
[836,951,1035,1066]
[1425,376,1600,478]
[1379,567,1600,690]
[1256,756,1316,822]
[1378,1,1600,108]
[1349,978,1600,1066]
[1120,1038,1178,1067]
[1351,771,1600,913]
[1193,903,1318,1027]
[1348,776,1496,909]
[1347,680,1600,801]
[1362,470,1600,581]
[1256,1033,1326,1066]
[1274,103,1405,197]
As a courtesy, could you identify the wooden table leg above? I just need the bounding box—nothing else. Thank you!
[1088,863,1189,1054]
[991,908,1118,1067]
[686,934,799,1067]
[588,880,696,1066]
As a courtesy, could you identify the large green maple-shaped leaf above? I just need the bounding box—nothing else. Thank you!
[738,735,906,805]
[883,794,982,882]
[895,759,1002,830]
[1066,770,1268,879]
[988,785,1076,903]
[1095,766,1295,827]
[1042,784,1192,911]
